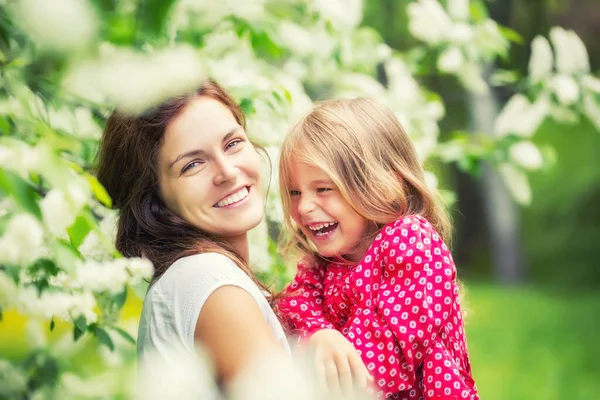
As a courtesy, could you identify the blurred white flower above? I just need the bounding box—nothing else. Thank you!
[424,171,439,192]
[494,94,549,137]
[528,36,553,83]
[171,0,265,31]
[78,211,118,261]
[473,20,508,59]
[0,359,27,399]
[74,260,129,294]
[438,46,464,73]
[448,23,473,44]
[498,163,532,205]
[25,319,47,349]
[228,352,317,400]
[40,189,75,236]
[407,0,452,44]
[279,21,313,57]
[0,143,41,179]
[0,271,19,308]
[550,27,590,74]
[64,46,205,114]
[136,347,218,400]
[582,75,600,94]
[48,107,101,139]
[17,288,97,322]
[509,141,543,171]
[12,0,97,52]
[447,0,469,20]
[550,75,580,105]
[312,0,363,32]
[0,213,44,267]
[125,257,154,282]
[458,62,488,94]
[248,220,273,273]
[583,94,600,131]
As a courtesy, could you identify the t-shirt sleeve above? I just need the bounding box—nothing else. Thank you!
[152,252,261,352]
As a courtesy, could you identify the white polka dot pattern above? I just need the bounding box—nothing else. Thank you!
[278,215,478,399]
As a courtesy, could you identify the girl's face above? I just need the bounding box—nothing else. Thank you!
[288,161,371,262]
[157,96,264,240]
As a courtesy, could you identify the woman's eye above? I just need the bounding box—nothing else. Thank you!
[182,160,203,173]
[225,139,242,151]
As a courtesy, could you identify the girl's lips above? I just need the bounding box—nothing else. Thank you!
[308,222,339,241]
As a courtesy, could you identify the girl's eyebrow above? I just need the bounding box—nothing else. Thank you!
[311,179,333,185]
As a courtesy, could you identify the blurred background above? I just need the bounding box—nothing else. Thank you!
[0,0,598,399]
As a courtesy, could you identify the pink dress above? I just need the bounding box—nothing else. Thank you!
[277,215,478,400]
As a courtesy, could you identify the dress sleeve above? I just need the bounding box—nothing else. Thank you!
[344,216,472,399]
[275,260,335,339]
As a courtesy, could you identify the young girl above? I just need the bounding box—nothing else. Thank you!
[276,98,478,399]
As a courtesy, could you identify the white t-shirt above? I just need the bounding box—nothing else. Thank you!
[137,252,290,364]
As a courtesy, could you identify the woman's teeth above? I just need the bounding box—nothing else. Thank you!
[215,187,249,207]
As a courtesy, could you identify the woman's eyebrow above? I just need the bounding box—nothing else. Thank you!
[169,126,242,170]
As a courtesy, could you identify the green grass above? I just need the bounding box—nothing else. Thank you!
[465,285,600,400]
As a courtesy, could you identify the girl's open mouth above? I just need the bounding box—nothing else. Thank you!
[308,222,339,239]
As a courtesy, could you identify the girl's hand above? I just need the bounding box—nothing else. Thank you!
[306,329,373,398]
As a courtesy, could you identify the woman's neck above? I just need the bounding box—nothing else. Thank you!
[224,233,250,262]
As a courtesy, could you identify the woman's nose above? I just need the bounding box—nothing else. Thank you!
[212,157,239,185]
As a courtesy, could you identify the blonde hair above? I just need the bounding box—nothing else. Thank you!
[279,97,451,262]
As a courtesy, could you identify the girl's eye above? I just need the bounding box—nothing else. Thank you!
[182,160,204,173]
[225,139,242,151]
[290,190,301,196]
[316,188,332,193]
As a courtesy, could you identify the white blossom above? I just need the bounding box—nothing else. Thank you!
[17,288,97,322]
[248,219,273,273]
[438,46,464,73]
[473,20,508,59]
[64,46,205,114]
[0,271,19,308]
[424,171,439,192]
[498,163,532,205]
[279,22,313,57]
[494,94,550,137]
[125,258,154,283]
[312,0,363,32]
[448,23,473,44]
[583,94,600,131]
[407,0,452,45]
[11,0,97,52]
[528,36,553,83]
[550,27,589,74]
[26,319,48,349]
[0,213,44,267]
[0,359,28,399]
[550,75,580,105]
[40,189,76,236]
[509,141,544,171]
[0,143,41,179]
[447,0,469,20]
[136,347,219,400]
[582,75,600,94]
[457,62,488,94]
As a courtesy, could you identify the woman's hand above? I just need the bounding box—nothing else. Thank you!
[306,328,373,398]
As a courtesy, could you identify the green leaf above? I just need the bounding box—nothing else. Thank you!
[73,315,87,332]
[239,98,255,116]
[470,0,489,22]
[135,0,178,40]
[498,26,524,45]
[0,305,3,321]
[50,318,55,331]
[112,326,136,345]
[86,173,112,208]
[67,208,96,248]
[95,327,115,351]
[0,169,42,219]
[113,289,128,310]
[51,239,82,273]
[0,116,11,135]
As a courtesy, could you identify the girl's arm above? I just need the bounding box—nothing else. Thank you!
[195,285,285,386]
[275,260,335,338]
[343,216,475,399]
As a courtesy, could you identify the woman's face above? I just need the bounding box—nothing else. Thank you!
[157,96,264,239]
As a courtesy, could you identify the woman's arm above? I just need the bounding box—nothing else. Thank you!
[195,285,284,385]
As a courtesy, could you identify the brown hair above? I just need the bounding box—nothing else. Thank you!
[96,78,272,294]
[279,97,451,262]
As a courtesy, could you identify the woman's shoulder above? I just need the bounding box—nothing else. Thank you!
[149,252,254,297]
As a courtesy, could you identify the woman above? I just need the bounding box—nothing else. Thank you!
[96,79,290,389]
